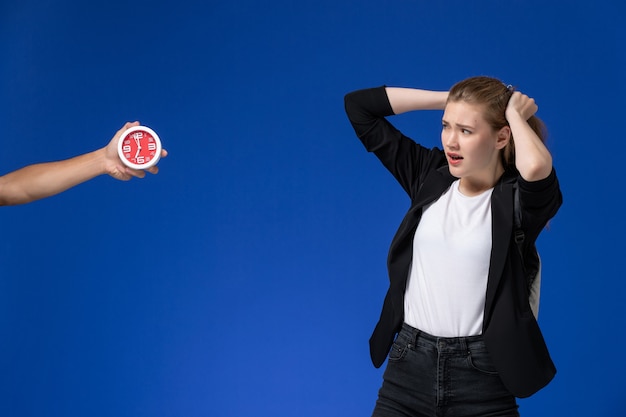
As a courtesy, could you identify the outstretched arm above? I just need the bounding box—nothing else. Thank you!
[506,92,553,181]
[0,121,168,206]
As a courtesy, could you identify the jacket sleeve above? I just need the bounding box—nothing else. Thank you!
[517,168,563,247]
[344,86,441,198]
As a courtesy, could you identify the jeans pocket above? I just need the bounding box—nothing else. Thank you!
[388,337,410,362]
[467,347,499,375]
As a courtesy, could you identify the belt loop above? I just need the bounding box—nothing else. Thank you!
[412,326,420,347]
[460,337,469,353]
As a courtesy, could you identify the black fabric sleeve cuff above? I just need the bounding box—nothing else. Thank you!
[344,86,394,123]
[518,168,558,192]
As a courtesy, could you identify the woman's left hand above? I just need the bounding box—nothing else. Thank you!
[506,91,538,122]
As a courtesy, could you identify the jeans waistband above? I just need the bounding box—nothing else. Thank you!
[401,322,486,353]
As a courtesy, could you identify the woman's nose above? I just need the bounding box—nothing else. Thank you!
[443,130,458,149]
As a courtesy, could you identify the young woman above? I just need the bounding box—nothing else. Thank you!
[344,76,562,417]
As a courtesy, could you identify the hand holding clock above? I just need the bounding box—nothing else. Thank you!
[104,121,168,181]
[0,121,168,205]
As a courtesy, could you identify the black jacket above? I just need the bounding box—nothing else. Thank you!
[344,86,563,398]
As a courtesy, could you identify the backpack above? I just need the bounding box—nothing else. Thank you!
[513,183,542,319]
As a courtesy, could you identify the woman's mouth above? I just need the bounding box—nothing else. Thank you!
[447,153,463,166]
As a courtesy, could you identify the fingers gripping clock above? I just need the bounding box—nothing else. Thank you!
[118,126,162,170]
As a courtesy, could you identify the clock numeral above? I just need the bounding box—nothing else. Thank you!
[123,145,132,153]
[136,156,145,164]
[148,143,156,151]
[132,132,144,140]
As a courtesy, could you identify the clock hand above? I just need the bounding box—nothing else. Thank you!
[134,137,142,158]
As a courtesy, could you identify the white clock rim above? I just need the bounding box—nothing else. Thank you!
[117,125,162,170]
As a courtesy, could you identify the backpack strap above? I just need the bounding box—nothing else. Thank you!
[513,181,542,318]
[513,182,525,247]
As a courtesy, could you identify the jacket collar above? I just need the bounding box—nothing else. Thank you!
[412,165,456,208]
[414,166,517,205]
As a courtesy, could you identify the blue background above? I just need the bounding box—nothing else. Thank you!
[1,0,624,416]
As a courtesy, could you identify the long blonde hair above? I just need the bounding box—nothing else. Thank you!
[447,76,547,169]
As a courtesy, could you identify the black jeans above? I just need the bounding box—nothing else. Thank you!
[371,323,519,417]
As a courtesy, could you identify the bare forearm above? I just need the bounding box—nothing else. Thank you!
[0,149,107,205]
[385,87,448,114]
[509,113,553,181]
[505,92,553,181]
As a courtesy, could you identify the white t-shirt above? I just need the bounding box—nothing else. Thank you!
[404,180,493,337]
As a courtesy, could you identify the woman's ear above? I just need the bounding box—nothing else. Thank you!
[495,126,511,150]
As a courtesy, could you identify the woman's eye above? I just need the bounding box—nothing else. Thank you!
[462,129,472,134]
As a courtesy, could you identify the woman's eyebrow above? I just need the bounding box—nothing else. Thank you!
[442,118,475,129]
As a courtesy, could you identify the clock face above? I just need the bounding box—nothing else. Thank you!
[117,126,162,170]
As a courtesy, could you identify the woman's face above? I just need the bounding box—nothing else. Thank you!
[441,100,509,192]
